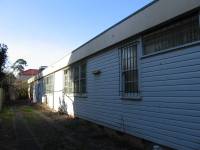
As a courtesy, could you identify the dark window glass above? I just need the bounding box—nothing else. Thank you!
[73,65,80,93]
[64,69,73,94]
[64,62,87,95]
[80,63,86,94]
[45,75,54,94]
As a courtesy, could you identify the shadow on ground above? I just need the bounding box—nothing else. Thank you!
[0,100,143,150]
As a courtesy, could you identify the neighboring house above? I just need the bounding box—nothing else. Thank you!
[16,69,39,100]
[17,69,39,81]
[28,0,200,150]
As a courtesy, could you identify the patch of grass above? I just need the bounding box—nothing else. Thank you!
[0,106,14,140]
[20,106,33,113]
[21,108,41,125]
[0,106,14,120]
[28,105,144,150]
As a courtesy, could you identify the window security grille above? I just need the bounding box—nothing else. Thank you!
[80,63,86,94]
[121,43,139,97]
[143,12,200,55]
[73,65,80,93]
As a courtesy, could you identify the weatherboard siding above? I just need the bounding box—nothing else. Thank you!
[53,70,64,111]
[139,44,200,150]
[61,43,200,150]
[72,47,121,128]
[27,1,200,148]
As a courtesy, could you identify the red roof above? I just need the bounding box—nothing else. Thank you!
[21,69,39,76]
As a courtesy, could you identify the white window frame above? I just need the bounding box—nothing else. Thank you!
[44,74,54,94]
[64,68,73,95]
[64,61,87,97]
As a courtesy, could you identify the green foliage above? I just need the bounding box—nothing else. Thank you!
[0,106,14,118]
[0,44,8,79]
[21,106,33,113]
[16,81,28,100]
[0,72,16,99]
[11,59,27,73]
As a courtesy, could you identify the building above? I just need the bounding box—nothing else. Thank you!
[15,69,39,100]
[28,0,200,149]
[17,69,39,81]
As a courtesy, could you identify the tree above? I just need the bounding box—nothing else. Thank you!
[0,44,8,79]
[11,59,27,74]
[10,59,28,100]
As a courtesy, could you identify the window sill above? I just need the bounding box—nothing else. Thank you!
[121,96,142,101]
[141,40,200,59]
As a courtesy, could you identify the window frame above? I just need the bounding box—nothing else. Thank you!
[119,40,141,100]
[44,74,54,94]
[142,11,200,57]
[73,64,80,94]
[63,61,87,97]
[80,62,87,94]
[64,67,73,95]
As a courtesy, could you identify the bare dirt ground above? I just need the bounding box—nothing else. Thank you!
[0,100,143,150]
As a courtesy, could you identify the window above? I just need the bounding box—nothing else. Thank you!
[64,62,87,95]
[80,63,86,93]
[64,69,73,94]
[73,65,80,93]
[143,12,200,55]
[44,74,54,94]
[121,43,139,97]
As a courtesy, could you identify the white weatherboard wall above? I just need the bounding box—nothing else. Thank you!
[47,94,54,109]
[62,43,200,150]
[31,43,200,150]
[45,70,75,114]
[27,1,200,149]
[53,70,64,111]
[63,95,75,117]
[139,44,200,150]
[32,83,37,103]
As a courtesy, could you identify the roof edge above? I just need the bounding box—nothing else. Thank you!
[72,0,158,53]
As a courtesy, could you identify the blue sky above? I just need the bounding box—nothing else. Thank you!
[0,0,152,69]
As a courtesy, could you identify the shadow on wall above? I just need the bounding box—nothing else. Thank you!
[30,51,84,116]
[29,72,45,103]
[36,79,43,103]
[59,94,67,113]
[58,92,75,117]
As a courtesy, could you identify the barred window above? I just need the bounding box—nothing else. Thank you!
[73,65,80,93]
[143,12,200,55]
[121,43,139,97]
[44,74,54,94]
[64,69,73,94]
[80,63,86,93]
